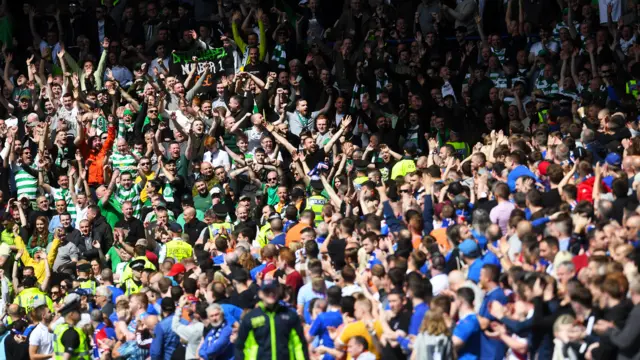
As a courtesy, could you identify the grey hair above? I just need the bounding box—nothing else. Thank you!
[581,128,595,144]
[557,261,575,273]
[207,303,223,315]
[471,209,492,233]
[96,285,112,298]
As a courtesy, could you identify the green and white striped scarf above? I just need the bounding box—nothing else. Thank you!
[491,47,506,63]
[375,74,388,100]
[271,44,287,70]
[350,83,368,112]
[92,116,108,136]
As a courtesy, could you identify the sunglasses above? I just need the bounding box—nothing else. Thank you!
[399,189,410,193]
[148,110,158,113]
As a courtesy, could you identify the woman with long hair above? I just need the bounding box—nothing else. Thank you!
[27,216,52,256]
[412,308,454,360]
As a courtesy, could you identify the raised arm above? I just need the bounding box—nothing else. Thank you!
[94,38,110,90]
[320,175,343,208]
[567,4,578,39]
[169,112,188,138]
[317,92,333,115]
[3,53,13,92]
[265,121,297,154]
[323,115,352,154]
[28,9,42,45]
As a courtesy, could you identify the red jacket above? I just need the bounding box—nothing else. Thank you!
[576,177,610,204]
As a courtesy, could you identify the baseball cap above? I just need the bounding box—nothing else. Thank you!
[459,239,480,258]
[135,239,148,247]
[605,152,622,167]
[168,222,183,233]
[181,193,194,205]
[210,187,222,196]
[354,159,369,171]
[538,161,551,176]
[167,263,186,277]
[260,281,279,292]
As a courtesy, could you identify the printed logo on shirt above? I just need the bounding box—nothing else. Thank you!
[251,315,266,328]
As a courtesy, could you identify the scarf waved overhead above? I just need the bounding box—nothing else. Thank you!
[350,83,368,112]
[307,162,329,180]
[271,44,287,69]
[375,74,388,100]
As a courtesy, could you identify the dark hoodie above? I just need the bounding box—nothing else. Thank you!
[89,215,113,261]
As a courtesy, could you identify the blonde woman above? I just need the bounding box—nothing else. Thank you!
[412,308,454,360]
[552,314,579,360]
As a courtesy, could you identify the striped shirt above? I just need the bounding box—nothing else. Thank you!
[111,152,137,174]
[113,184,142,219]
[13,165,38,202]
[535,76,559,96]
[116,122,135,149]
[51,187,76,219]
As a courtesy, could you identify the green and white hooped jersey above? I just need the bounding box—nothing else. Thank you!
[535,75,560,96]
[51,187,76,219]
[111,152,137,174]
[14,165,37,202]
[113,184,142,218]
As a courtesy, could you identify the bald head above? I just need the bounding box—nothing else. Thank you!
[516,220,533,238]
[633,156,640,172]
[7,304,19,316]
[184,207,196,217]
[626,215,640,228]
[623,156,634,172]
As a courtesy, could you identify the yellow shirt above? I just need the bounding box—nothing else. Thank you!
[13,236,60,284]
[136,171,156,203]
[338,320,384,360]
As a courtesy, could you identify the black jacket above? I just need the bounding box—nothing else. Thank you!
[115,217,145,245]
[184,219,207,246]
[235,302,308,360]
[90,215,113,261]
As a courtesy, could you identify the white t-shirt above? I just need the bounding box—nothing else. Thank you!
[598,0,621,24]
[430,273,449,296]
[29,322,54,355]
[529,41,559,56]
[203,150,231,170]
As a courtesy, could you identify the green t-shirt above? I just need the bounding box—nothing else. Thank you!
[107,246,122,273]
[193,194,212,213]
[262,185,279,206]
[98,197,124,229]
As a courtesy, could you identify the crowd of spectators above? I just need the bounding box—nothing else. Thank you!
[1,0,640,359]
